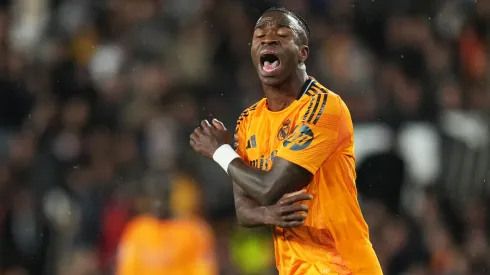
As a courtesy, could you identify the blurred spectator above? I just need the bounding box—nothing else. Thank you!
[0,188,51,275]
[116,173,217,275]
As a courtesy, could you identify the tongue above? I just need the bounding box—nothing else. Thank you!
[263,60,279,71]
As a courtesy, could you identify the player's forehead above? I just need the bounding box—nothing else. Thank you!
[255,11,302,31]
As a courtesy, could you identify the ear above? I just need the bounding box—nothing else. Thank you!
[299,45,309,63]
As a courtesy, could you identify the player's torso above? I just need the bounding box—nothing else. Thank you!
[242,100,308,170]
[129,218,198,273]
[240,81,382,275]
[241,86,351,272]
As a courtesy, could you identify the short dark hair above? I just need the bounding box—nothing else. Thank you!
[262,7,310,44]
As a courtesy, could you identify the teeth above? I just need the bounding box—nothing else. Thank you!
[272,60,279,68]
[264,61,271,66]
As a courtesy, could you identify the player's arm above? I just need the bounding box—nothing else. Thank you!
[229,157,312,205]
[227,115,312,225]
[233,182,266,227]
[191,119,313,205]
[234,182,312,227]
[191,111,343,206]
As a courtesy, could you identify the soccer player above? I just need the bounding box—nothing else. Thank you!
[116,176,217,275]
[190,7,383,275]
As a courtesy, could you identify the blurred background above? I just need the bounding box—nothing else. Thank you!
[0,0,489,274]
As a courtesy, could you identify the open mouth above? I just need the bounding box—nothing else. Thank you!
[260,53,281,73]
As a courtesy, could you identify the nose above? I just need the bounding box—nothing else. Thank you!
[261,39,279,46]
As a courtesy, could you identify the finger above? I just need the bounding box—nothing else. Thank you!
[281,221,305,228]
[190,132,197,142]
[283,213,307,222]
[280,204,309,215]
[194,127,203,136]
[189,139,198,151]
[212,118,227,131]
[201,120,212,132]
[282,189,306,199]
[279,194,313,206]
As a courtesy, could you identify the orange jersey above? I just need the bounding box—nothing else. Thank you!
[116,216,217,275]
[234,78,382,275]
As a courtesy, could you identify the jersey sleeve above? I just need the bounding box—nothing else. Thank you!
[233,111,249,161]
[276,93,350,174]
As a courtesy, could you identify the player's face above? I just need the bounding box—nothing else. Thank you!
[251,12,308,86]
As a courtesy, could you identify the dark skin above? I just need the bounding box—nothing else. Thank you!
[190,11,313,227]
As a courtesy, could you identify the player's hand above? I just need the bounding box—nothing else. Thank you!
[190,119,231,159]
[263,190,312,228]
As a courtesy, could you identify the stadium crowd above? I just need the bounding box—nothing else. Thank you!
[0,0,489,274]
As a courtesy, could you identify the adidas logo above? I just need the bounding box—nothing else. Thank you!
[246,135,257,149]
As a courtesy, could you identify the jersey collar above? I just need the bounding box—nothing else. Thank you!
[297,77,315,100]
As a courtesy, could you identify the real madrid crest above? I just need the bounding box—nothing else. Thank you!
[277,119,292,141]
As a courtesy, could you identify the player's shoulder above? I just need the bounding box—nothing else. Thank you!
[301,80,345,117]
[174,218,216,244]
[299,79,346,127]
[183,218,214,236]
[236,98,266,128]
[237,99,265,119]
[301,80,342,106]
[122,215,158,238]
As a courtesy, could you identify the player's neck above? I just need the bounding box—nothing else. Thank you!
[263,72,308,112]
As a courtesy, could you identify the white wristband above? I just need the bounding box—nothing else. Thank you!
[212,144,240,174]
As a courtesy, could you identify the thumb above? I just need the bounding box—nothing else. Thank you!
[212,118,227,131]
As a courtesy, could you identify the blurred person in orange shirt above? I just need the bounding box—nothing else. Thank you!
[190,7,382,275]
[116,173,217,275]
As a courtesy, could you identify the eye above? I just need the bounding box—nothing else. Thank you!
[255,34,265,38]
[277,28,291,38]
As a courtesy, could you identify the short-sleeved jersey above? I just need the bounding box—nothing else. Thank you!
[116,215,217,275]
[234,78,382,275]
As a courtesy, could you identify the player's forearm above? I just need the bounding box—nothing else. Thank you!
[233,182,269,227]
[236,203,268,228]
[229,158,276,205]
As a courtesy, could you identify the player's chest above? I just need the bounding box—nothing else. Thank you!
[245,115,299,171]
